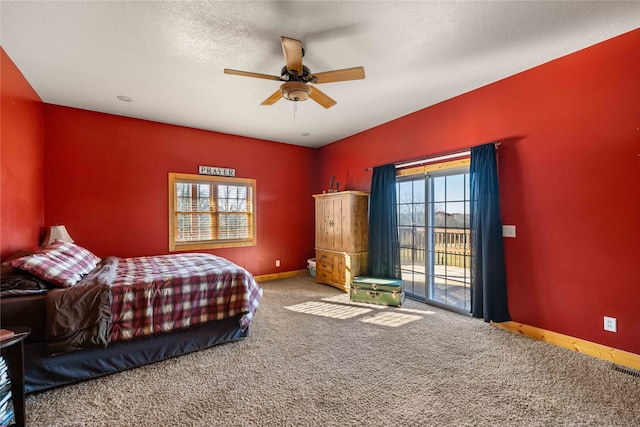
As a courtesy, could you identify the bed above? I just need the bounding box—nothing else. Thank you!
[0,240,262,393]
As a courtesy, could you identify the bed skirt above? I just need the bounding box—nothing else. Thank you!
[25,315,248,393]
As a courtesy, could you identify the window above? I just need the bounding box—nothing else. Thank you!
[396,158,471,314]
[168,173,256,251]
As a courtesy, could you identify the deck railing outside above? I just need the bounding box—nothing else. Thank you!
[399,228,470,268]
[433,228,470,268]
[399,227,471,310]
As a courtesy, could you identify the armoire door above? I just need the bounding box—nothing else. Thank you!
[316,194,344,251]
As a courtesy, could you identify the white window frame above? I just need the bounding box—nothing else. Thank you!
[396,158,472,314]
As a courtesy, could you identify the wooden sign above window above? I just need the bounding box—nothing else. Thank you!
[199,165,236,177]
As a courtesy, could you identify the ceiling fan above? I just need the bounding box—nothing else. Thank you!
[224,36,365,109]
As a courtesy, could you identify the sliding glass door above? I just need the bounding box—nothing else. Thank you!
[397,167,471,313]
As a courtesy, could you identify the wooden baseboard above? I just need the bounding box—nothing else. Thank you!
[492,321,640,371]
[254,269,309,283]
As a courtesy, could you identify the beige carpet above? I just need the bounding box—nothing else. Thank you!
[26,276,640,426]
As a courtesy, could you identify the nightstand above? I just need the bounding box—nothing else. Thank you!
[1,326,30,427]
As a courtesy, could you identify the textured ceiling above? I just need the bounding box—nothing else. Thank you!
[2,1,639,148]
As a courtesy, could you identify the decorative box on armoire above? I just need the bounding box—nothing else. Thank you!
[313,191,369,292]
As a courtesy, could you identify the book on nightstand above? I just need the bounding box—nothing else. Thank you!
[0,395,10,418]
[0,383,9,396]
[0,355,11,427]
[0,408,13,427]
[0,357,7,385]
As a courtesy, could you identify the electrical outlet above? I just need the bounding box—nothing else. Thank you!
[275,259,280,267]
[502,225,516,238]
[604,316,617,332]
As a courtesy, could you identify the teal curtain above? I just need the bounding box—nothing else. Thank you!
[368,164,401,279]
[470,143,510,322]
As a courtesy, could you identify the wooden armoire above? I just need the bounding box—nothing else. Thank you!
[313,191,369,292]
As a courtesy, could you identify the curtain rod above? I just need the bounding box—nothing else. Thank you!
[364,142,500,172]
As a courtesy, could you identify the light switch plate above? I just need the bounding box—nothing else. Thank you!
[502,225,516,238]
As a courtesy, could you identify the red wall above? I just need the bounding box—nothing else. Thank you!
[3,28,639,355]
[0,47,45,259]
[318,29,640,354]
[43,106,318,275]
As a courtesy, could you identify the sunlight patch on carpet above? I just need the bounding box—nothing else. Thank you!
[359,312,422,327]
[321,293,387,309]
[286,299,425,327]
[285,301,372,319]
[397,307,437,315]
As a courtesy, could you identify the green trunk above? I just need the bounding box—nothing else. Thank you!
[350,277,404,307]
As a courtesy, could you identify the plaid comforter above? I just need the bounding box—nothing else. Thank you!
[109,253,262,342]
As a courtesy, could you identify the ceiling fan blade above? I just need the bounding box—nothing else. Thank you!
[224,69,281,81]
[309,86,337,109]
[310,66,365,84]
[281,36,303,75]
[261,89,282,106]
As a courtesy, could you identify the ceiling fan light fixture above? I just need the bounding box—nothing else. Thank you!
[281,81,310,102]
[225,36,364,108]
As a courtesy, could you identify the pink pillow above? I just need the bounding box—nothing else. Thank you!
[4,240,101,288]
